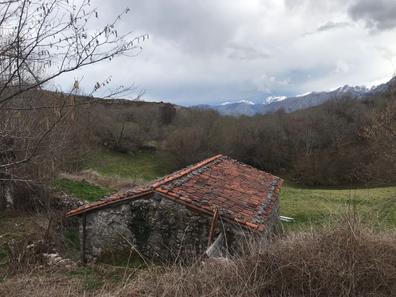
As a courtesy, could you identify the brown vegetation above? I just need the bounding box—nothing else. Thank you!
[77,85,395,186]
[125,216,396,297]
[1,214,395,297]
[0,0,145,181]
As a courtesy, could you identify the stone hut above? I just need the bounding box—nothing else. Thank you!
[66,155,284,263]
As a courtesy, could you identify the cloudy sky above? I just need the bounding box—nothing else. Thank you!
[55,0,396,106]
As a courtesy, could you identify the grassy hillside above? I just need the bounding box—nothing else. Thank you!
[53,179,113,202]
[83,150,174,181]
[280,183,396,230]
[53,150,175,202]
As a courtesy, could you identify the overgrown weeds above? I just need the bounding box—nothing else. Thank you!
[1,212,395,297]
[124,215,396,297]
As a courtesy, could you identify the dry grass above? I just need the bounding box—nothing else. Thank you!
[0,269,84,297]
[0,265,129,297]
[121,215,396,297]
[1,214,395,297]
[59,170,139,191]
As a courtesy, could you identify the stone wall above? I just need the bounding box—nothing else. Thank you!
[80,193,279,263]
[266,197,280,235]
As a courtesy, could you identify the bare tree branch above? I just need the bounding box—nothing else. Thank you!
[0,0,145,182]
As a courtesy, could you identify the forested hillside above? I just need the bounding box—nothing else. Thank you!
[68,83,396,186]
[2,80,394,214]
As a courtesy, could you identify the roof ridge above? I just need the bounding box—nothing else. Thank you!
[151,154,223,189]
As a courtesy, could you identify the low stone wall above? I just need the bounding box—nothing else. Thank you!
[80,193,267,263]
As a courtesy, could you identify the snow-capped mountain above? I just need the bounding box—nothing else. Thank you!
[212,101,258,116]
[220,99,255,106]
[258,84,372,115]
[264,96,287,104]
[194,77,395,116]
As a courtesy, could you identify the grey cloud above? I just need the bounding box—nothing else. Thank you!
[109,0,237,55]
[227,44,271,60]
[348,0,396,31]
[284,0,351,12]
[317,21,351,32]
[302,21,351,37]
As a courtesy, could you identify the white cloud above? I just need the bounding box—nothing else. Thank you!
[253,74,290,93]
[335,60,350,74]
[52,0,396,105]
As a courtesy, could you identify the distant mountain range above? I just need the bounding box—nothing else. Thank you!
[194,77,396,116]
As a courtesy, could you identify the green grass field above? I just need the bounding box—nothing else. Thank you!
[53,179,113,202]
[280,182,396,230]
[53,150,174,202]
[83,150,174,181]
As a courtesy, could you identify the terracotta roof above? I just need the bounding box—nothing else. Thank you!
[66,155,283,232]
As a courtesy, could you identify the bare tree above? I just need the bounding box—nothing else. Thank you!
[363,98,396,181]
[0,0,146,182]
